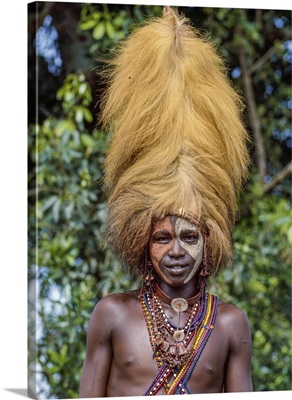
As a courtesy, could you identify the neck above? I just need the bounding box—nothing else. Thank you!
[156,280,200,304]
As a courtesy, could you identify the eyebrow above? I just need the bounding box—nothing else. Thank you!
[152,229,171,236]
[180,229,199,234]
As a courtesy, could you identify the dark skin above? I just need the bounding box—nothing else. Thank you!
[79,216,253,397]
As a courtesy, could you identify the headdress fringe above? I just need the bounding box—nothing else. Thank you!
[100,7,250,273]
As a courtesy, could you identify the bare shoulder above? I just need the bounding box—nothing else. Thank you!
[217,300,250,324]
[216,299,252,348]
[96,288,141,309]
[216,299,251,336]
[89,289,141,328]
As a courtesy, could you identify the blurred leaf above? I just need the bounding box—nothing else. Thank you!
[93,22,105,40]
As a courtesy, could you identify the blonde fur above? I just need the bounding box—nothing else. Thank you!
[100,7,250,273]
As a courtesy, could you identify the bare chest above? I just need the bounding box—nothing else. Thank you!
[108,302,229,395]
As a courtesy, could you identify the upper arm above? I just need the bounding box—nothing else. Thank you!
[224,307,253,392]
[79,297,114,398]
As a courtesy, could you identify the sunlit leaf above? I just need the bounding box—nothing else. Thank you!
[93,22,105,40]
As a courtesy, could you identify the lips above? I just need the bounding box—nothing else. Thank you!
[165,264,188,275]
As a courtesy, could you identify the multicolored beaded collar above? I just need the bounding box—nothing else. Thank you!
[139,286,218,395]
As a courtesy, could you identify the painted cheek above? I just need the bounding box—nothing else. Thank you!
[175,218,204,261]
[150,217,173,266]
[178,238,203,261]
[149,242,171,266]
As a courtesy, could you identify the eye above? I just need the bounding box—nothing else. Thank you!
[181,232,199,244]
[152,233,171,244]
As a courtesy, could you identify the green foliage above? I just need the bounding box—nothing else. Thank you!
[28,63,139,400]
[79,3,162,54]
[28,71,105,397]
[56,73,93,124]
[36,274,97,399]
[210,177,292,390]
[201,8,291,176]
[28,4,291,398]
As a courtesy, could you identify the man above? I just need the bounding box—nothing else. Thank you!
[80,7,253,397]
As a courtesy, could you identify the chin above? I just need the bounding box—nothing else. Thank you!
[161,273,191,288]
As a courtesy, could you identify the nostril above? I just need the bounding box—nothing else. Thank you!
[169,239,186,256]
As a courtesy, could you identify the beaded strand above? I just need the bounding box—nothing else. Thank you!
[168,295,218,395]
[140,291,218,396]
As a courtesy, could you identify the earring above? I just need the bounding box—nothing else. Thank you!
[142,253,156,293]
[199,240,213,278]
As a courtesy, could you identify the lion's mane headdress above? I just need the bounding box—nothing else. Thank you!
[100,7,250,275]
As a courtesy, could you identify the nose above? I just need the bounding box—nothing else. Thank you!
[168,238,186,258]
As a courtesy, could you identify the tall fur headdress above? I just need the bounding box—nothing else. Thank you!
[100,7,250,274]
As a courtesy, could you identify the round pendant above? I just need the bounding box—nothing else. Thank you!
[171,298,188,312]
[173,329,185,342]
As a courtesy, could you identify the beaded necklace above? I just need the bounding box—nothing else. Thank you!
[139,286,218,395]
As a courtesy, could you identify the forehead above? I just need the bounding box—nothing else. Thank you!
[151,216,199,233]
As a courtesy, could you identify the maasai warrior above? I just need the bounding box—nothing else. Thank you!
[79,7,253,397]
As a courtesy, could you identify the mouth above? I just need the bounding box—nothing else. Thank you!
[165,264,188,275]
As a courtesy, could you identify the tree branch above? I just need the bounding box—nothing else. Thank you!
[248,43,279,75]
[249,38,290,75]
[263,161,292,194]
[239,47,266,182]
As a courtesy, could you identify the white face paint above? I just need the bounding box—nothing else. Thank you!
[174,217,204,283]
[149,216,205,287]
